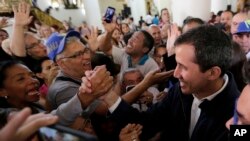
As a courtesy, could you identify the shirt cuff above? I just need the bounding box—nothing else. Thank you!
[108,97,122,113]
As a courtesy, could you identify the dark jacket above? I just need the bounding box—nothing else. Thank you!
[109,72,239,141]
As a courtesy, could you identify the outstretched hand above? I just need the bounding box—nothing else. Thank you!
[142,69,174,87]
[12,1,33,27]
[0,108,58,141]
[119,123,143,141]
[102,17,117,33]
[167,23,181,56]
[0,17,9,28]
[83,26,99,52]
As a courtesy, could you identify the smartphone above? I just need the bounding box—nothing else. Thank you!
[104,6,116,23]
[37,124,98,141]
[126,85,136,92]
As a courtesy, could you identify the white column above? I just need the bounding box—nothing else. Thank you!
[154,0,172,14]
[172,0,211,26]
[127,0,147,25]
[231,0,238,12]
[83,0,103,30]
[211,0,228,14]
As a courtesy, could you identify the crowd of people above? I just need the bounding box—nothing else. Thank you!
[0,1,250,141]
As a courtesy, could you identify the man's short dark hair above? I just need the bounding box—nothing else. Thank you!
[140,30,154,54]
[175,25,232,76]
[183,17,204,27]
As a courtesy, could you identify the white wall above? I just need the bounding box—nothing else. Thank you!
[127,0,147,25]
[154,0,172,14]
[211,0,227,14]
[36,0,50,11]
[83,0,103,30]
[50,9,85,26]
[171,0,210,26]
[98,0,126,16]
[36,0,86,27]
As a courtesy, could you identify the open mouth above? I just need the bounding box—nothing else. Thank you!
[82,61,92,69]
[127,44,132,48]
[27,89,40,96]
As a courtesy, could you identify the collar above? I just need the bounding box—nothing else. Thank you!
[127,54,149,68]
[192,74,229,102]
[59,71,82,82]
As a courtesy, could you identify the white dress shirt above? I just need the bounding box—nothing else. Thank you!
[189,74,229,137]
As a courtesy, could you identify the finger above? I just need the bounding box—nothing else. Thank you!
[79,83,92,93]
[26,3,31,15]
[151,69,161,75]
[156,70,174,79]
[18,2,22,13]
[102,76,114,93]
[16,115,58,140]
[27,16,33,25]
[12,5,18,14]
[167,27,171,38]
[85,70,94,78]
[23,1,27,13]
[23,113,46,125]
[95,75,113,96]
[0,108,31,141]
[20,2,25,13]
[91,65,108,81]
[81,77,92,87]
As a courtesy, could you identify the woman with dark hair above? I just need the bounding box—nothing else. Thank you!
[0,60,42,113]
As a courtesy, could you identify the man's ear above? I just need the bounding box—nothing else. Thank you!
[206,66,221,80]
[56,59,65,69]
[36,72,44,79]
[142,47,149,54]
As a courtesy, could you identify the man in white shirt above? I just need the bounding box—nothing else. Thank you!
[97,19,159,77]
[81,25,240,141]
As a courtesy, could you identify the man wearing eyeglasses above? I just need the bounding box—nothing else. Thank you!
[45,31,113,131]
[81,25,240,141]
[233,20,250,60]
[46,31,93,109]
[9,3,48,72]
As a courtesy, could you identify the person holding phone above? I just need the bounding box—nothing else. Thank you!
[97,11,159,78]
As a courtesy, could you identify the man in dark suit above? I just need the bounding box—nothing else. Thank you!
[81,25,240,141]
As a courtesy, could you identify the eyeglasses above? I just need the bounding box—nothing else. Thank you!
[26,40,44,50]
[233,98,239,125]
[0,34,8,38]
[59,48,91,60]
[237,33,250,39]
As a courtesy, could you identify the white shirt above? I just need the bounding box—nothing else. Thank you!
[246,51,250,60]
[109,74,229,135]
[189,74,229,137]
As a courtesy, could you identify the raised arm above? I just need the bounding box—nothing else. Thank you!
[97,19,117,56]
[10,2,33,57]
[121,70,174,104]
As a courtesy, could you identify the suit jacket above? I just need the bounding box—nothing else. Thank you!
[109,73,240,141]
